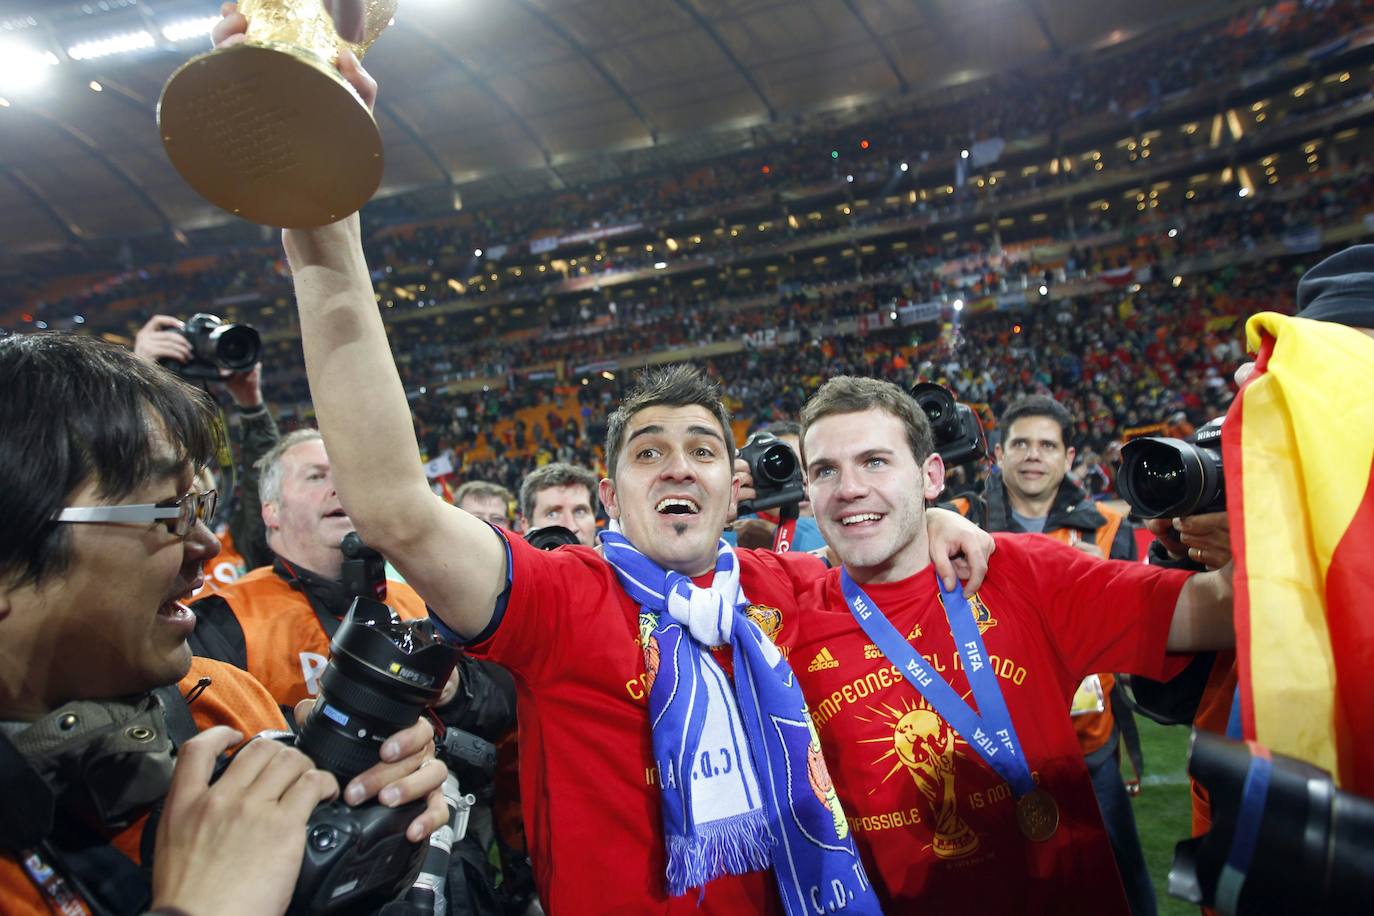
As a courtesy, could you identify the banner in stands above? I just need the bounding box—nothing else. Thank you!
[899,300,942,325]
[743,328,800,349]
[530,222,644,255]
[1281,226,1323,253]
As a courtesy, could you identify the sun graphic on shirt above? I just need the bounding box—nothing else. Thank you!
[856,693,974,792]
[857,693,981,858]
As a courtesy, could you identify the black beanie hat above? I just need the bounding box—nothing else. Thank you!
[1295,244,1374,328]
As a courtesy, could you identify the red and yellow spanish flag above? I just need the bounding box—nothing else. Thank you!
[1223,312,1374,794]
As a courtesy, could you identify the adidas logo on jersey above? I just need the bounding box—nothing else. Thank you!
[808,647,840,671]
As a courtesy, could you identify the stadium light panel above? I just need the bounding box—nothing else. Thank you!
[0,42,59,92]
[160,15,219,43]
[68,30,154,61]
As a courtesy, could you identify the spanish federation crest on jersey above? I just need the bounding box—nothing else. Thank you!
[745,603,783,640]
[968,594,997,635]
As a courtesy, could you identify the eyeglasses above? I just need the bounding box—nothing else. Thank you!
[55,489,218,538]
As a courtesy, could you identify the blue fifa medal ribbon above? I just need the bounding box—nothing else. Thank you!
[841,568,1058,840]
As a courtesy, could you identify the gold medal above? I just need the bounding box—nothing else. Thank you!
[1015,787,1059,842]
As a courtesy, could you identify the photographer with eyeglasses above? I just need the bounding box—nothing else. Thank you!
[0,333,448,916]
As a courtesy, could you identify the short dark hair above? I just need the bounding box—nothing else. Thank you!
[604,364,735,480]
[517,463,599,520]
[0,334,222,588]
[801,376,934,465]
[760,420,801,439]
[999,396,1073,448]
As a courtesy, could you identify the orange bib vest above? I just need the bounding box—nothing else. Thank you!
[198,565,431,709]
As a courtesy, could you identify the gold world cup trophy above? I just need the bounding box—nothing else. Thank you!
[158,0,396,228]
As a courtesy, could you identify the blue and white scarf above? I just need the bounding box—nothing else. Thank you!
[601,529,882,915]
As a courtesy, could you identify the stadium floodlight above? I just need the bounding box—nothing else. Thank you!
[160,15,220,43]
[0,42,59,92]
[67,30,155,62]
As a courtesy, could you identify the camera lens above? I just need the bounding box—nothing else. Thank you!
[524,525,580,550]
[1118,436,1224,518]
[297,598,455,782]
[1129,443,1189,515]
[910,383,958,440]
[758,443,798,485]
[210,323,261,371]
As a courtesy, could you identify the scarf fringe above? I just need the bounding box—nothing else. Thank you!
[664,810,776,896]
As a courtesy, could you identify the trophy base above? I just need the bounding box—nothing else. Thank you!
[158,42,384,228]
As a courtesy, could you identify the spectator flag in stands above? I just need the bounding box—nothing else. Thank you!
[423,451,454,480]
[1098,265,1137,287]
[1223,312,1374,796]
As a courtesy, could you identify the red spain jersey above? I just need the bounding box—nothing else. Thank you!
[467,530,825,916]
[793,534,1191,915]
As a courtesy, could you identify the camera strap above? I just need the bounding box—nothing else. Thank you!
[1215,742,1275,916]
[275,557,345,641]
[769,503,800,553]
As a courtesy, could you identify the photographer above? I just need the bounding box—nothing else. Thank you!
[189,430,515,735]
[515,463,599,546]
[727,422,828,554]
[189,429,515,914]
[134,313,279,577]
[0,333,446,916]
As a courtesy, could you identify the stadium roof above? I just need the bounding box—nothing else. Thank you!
[0,0,1236,257]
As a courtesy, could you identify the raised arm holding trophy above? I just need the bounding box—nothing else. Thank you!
[159,0,393,228]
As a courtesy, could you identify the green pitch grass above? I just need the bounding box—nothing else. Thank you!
[1126,716,1198,916]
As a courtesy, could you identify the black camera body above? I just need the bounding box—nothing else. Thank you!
[911,383,987,468]
[523,525,581,551]
[290,778,428,913]
[1170,731,1374,914]
[161,313,261,380]
[736,431,806,515]
[1117,417,1225,518]
[286,597,456,912]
